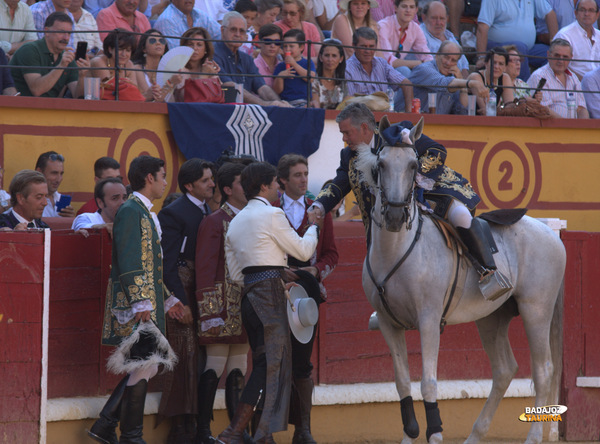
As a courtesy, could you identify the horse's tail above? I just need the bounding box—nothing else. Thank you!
[548,276,564,441]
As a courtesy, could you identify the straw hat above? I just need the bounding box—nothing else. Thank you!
[338,0,379,11]
[287,285,319,344]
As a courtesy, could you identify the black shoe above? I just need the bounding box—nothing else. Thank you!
[119,379,148,444]
[87,375,129,444]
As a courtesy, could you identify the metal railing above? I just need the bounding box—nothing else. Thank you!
[2,26,599,108]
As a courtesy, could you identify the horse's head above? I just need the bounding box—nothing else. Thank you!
[356,116,424,232]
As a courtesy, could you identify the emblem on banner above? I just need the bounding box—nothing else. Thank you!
[226,105,273,162]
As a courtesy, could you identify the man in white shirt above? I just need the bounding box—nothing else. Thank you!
[218,161,322,443]
[34,151,75,218]
[527,38,589,118]
[0,0,37,57]
[554,0,600,79]
[71,177,127,233]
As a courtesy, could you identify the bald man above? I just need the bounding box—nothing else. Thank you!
[408,40,487,114]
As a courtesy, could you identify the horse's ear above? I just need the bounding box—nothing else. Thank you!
[378,115,391,134]
[409,116,425,143]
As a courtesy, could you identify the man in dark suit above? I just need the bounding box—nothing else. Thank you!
[0,169,50,230]
[157,157,215,442]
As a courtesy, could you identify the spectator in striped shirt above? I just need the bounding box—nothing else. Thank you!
[527,38,589,119]
[345,26,413,110]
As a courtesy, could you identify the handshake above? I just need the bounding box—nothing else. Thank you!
[307,204,324,230]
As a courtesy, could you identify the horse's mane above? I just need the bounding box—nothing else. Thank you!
[355,143,378,191]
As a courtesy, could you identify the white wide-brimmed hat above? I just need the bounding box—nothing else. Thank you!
[287,285,319,344]
[338,0,379,11]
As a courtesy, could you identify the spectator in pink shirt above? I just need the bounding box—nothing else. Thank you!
[96,0,151,41]
[274,0,322,58]
[378,0,432,77]
[254,24,283,87]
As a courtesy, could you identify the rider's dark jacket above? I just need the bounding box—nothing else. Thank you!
[315,120,480,226]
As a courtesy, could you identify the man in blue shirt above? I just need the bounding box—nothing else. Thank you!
[344,26,413,111]
[420,1,469,78]
[213,11,290,107]
[409,41,487,114]
[154,0,221,50]
[475,0,558,79]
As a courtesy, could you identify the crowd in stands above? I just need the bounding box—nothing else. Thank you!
[1,0,599,116]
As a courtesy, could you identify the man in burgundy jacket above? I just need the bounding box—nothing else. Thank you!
[274,153,338,444]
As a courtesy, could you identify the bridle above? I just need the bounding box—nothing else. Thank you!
[371,146,418,231]
[366,145,423,330]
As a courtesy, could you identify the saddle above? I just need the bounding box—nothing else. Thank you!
[430,208,527,252]
[428,209,527,328]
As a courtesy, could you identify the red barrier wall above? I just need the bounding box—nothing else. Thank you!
[561,231,600,441]
[1,225,599,440]
[0,232,45,443]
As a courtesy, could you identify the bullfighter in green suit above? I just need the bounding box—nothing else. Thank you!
[88,155,185,444]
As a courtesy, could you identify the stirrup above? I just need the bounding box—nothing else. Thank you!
[479,270,512,301]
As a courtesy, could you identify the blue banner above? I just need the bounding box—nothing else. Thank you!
[167,103,325,164]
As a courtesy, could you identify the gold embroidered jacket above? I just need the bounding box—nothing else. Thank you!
[102,195,169,346]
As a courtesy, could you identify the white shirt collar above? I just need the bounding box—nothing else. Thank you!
[11,207,31,224]
[283,192,305,209]
[225,202,241,214]
[133,191,153,211]
[186,192,205,209]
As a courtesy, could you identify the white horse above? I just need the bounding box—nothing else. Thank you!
[357,117,566,444]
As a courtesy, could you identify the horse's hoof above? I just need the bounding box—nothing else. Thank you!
[400,433,417,444]
[368,311,379,330]
[428,432,443,444]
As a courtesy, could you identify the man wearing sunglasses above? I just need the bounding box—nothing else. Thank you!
[214,11,292,107]
[34,150,75,218]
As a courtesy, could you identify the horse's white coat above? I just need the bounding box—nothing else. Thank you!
[360,118,566,444]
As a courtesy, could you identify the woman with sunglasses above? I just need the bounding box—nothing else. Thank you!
[254,24,284,87]
[311,38,346,108]
[331,0,380,59]
[132,29,173,101]
[274,0,322,58]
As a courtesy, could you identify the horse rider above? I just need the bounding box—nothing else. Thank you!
[310,102,511,300]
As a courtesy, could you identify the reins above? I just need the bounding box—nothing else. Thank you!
[366,157,423,330]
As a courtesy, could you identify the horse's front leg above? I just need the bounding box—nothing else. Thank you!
[419,316,443,444]
[378,315,420,444]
